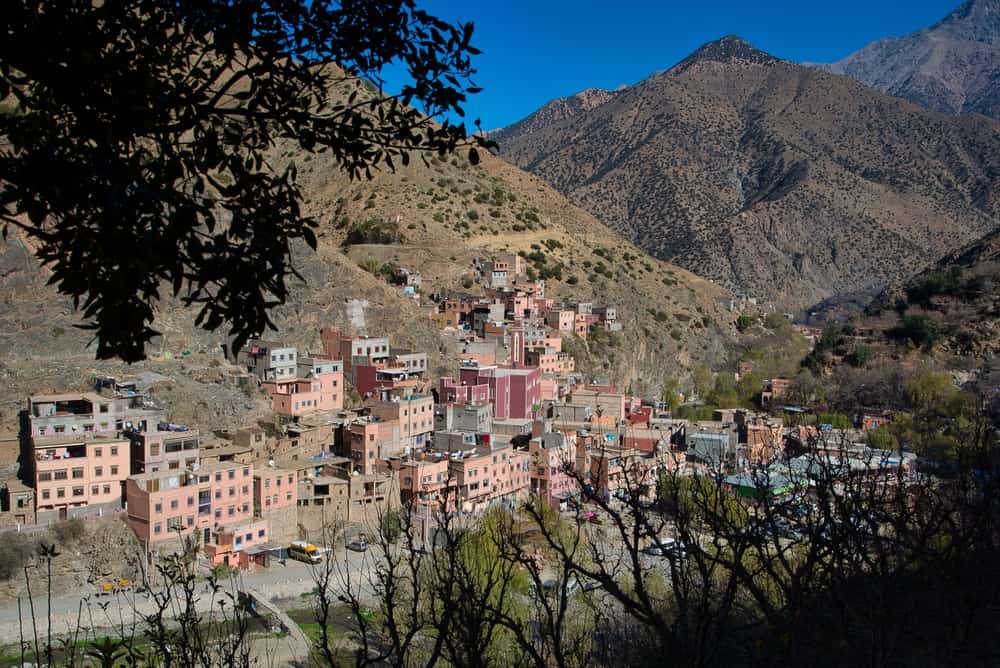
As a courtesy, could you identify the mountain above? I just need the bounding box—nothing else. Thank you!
[0,105,739,432]
[492,35,1000,307]
[817,0,1000,119]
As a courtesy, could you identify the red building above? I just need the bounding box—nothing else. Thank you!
[458,364,541,420]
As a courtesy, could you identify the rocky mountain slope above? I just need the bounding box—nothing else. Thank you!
[816,0,1000,119]
[0,112,739,434]
[492,35,1000,307]
[867,226,1000,357]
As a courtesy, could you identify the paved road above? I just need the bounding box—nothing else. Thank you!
[0,546,377,645]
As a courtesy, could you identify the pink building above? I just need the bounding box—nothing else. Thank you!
[524,349,575,375]
[545,310,575,333]
[529,432,578,507]
[369,394,434,452]
[448,445,530,512]
[127,428,200,475]
[458,364,542,420]
[263,368,342,418]
[392,453,451,509]
[439,376,491,404]
[348,418,402,474]
[33,434,130,521]
[125,461,254,547]
[203,518,271,568]
[253,467,297,514]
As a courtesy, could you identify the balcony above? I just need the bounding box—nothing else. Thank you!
[35,444,87,464]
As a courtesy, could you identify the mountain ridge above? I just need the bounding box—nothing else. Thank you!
[815,0,1000,118]
[492,34,1000,307]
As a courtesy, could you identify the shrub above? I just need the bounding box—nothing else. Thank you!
[51,517,86,544]
[0,533,36,580]
[888,315,940,348]
[466,209,479,221]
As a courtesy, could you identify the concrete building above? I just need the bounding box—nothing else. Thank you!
[263,368,343,419]
[126,426,200,475]
[33,434,130,522]
[239,340,298,381]
[253,466,298,544]
[124,461,255,548]
[0,479,35,527]
[529,431,577,507]
[28,392,162,440]
[434,402,493,434]
[525,348,575,375]
[458,364,542,420]
[347,418,403,474]
[369,395,434,453]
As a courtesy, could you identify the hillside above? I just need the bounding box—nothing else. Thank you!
[492,35,1000,308]
[0,116,738,433]
[866,227,1000,357]
[816,0,1000,120]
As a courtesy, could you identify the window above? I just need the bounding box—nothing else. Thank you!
[103,485,111,495]
[39,471,52,482]
[91,486,99,495]
[214,509,222,519]
[241,485,248,495]
[245,533,252,543]
[242,467,249,477]
[150,444,160,456]
[154,503,162,513]
[94,467,103,477]
[286,492,293,501]
[168,461,179,470]
[215,472,222,482]
[258,529,265,538]
[187,496,194,506]
[187,516,194,527]
[235,536,243,546]
[110,446,118,456]
[41,489,50,500]
[228,487,235,497]
[95,448,102,458]
[167,517,183,531]
[214,490,221,499]
[72,468,84,479]
[228,470,235,480]
[264,479,270,488]
[72,486,84,497]
[56,488,65,498]
[54,470,67,481]
[170,499,178,510]
[153,523,162,534]
[241,503,249,513]
[228,506,235,516]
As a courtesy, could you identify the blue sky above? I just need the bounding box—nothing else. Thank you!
[389,0,963,130]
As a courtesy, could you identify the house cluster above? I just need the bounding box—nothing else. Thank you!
[426,253,619,405]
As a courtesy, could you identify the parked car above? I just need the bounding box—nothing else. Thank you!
[644,537,687,558]
[346,538,369,552]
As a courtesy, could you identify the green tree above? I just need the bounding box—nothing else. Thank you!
[0,0,491,361]
[661,376,681,411]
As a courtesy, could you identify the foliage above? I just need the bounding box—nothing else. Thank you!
[343,217,401,246]
[888,314,941,348]
[735,314,755,332]
[0,532,35,580]
[0,0,491,361]
[660,377,682,411]
[905,266,983,308]
[49,517,85,544]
